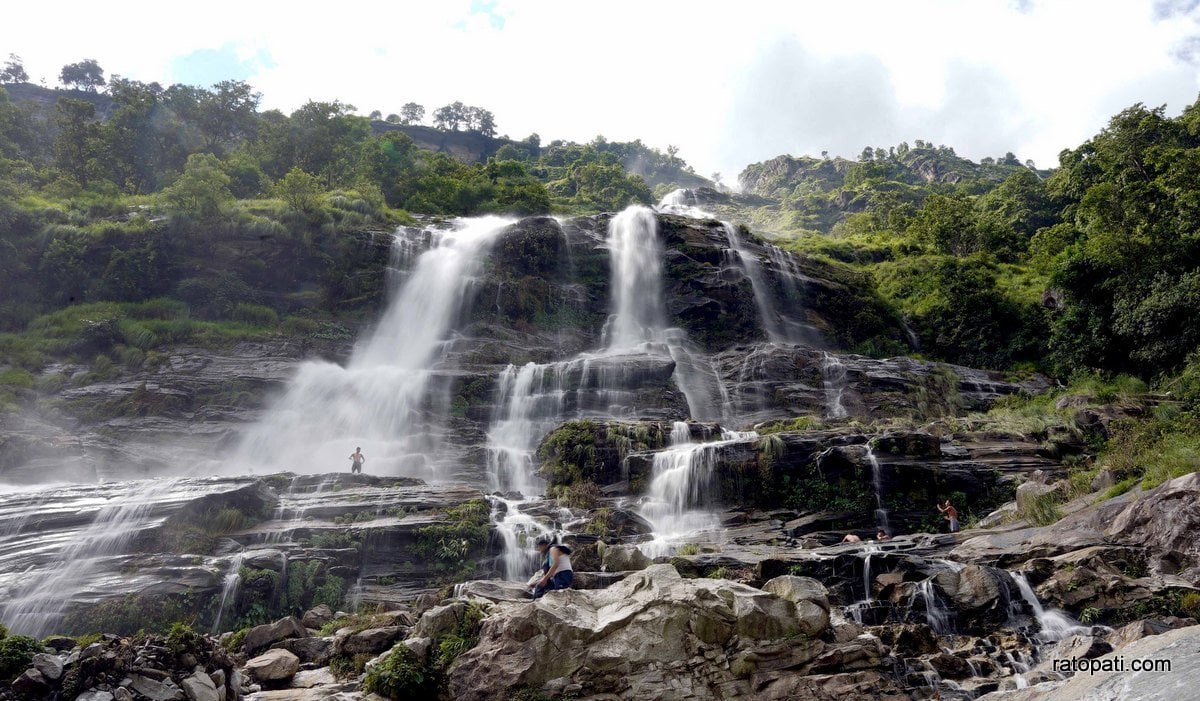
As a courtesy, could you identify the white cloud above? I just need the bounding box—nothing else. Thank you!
[2,0,1198,177]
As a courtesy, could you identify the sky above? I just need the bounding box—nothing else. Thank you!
[4,0,1200,183]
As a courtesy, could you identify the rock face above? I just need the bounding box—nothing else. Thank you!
[446,564,847,700]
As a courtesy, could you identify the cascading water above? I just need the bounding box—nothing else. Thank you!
[670,421,691,445]
[638,429,755,557]
[602,206,726,421]
[211,552,245,634]
[235,216,514,477]
[864,443,890,532]
[1009,572,1091,642]
[917,578,953,634]
[820,352,850,419]
[0,478,181,636]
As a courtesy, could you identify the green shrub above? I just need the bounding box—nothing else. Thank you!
[166,622,200,658]
[0,634,44,681]
[1017,491,1063,526]
[1179,591,1200,618]
[362,646,436,698]
[230,303,278,327]
[676,543,700,556]
[330,652,374,679]
[224,627,249,652]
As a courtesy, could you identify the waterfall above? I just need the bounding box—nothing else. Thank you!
[1009,572,1090,642]
[820,352,850,419]
[864,443,890,532]
[637,429,754,557]
[211,552,245,634]
[722,223,790,344]
[917,579,953,634]
[0,478,181,636]
[602,206,725,421]
[235,216,514,477]
[670,421,691,445]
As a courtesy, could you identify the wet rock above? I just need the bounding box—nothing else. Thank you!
[413,602,474,641]
[43,636,78,651]
[244,649,300,683]
[927,652,972,679]
[76,691,116,701]
[300,604,333,630]
[244,617,307,655]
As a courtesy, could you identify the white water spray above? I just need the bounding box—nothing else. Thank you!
[236,216,514,477]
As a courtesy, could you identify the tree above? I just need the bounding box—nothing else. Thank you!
[197,80,261,151]
[369,110,382,120]
[0,54,27,84]
[60,59,106,92]
[163,153,232,219]
[432,101,467,130]
[472,108,496,137]
[385,113,401,124]
[275,167,325,214]
[53,98,103,185]
[400,103,424,125]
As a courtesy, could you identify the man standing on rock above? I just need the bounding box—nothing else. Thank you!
[349,447,365,474]
[938,500,959,533]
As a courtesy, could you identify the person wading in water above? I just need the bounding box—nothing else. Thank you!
[349,447,365,474]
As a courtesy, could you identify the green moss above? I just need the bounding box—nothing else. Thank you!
[362,645,436,697]
[0,634,43,681]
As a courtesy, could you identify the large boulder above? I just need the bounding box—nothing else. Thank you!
[301,604,334,629]
[341,626,405,654]
[181,671,219,701]
[244,648,301,683]
[30,652,65,681]
[599,543,652,572]
[243,616,307,655]
[761,575,831,636]
[445,564,808,700]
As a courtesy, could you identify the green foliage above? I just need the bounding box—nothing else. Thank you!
[756,416,823,434]
[1017,491,1064,526]
[551,481,603,510]
[0,634,42,682]
[165,622,200,658]
[224,627,249,652]
[1179,591,1200,618]
[362,645,436,697]
[416,499,490,566]
[330,652,374,679]
[163,153,233,219]
[275,167,324,214]
[676,543,700,556]
[537,420,602,485]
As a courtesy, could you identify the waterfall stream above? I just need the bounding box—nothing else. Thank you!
[235,216,514,477]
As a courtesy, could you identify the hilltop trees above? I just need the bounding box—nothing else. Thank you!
[432,102,496,136]
[0,54,27,84]
[59,59,106,92]
[400,103,424,125]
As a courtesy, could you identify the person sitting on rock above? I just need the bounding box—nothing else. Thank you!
[349,447,365,474]
[937,500,959,533]
[841,533,862,544]
[531,537,573,599]
[876,530,890,541]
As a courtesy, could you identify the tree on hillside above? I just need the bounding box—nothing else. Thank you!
[400,103,424,125]
[275,167,325,214]
[197,80,262,151]
[369,110,382,120]
[163,152,233,220]
[60,59,106,92]
[470,108,496,137]
[385,113,401,124]
[433,101,466,130]
[53,97,103,185]
[1,54,28,84]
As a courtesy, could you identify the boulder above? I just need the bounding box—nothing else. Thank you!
[927,652,972,679]
[403,637,433,665]
[244,648,301,683]
[761,575,831,636]
[244,617,307,655]
[950,565,1013,630]
[30,652,65,681]
[301,604,334,629]
[11,669,50,697]
[182,671,220,701]
[453,580,531,603]
[599,543,651,572]
[273,636,334,665]
[76,692,116,701]
[413,602,474,641]
[341,626,405,654]
[445,564,805,700]
[130,674,183,701]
